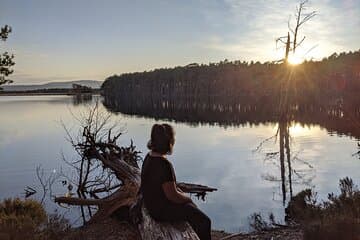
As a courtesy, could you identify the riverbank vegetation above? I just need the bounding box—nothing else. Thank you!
[0,198,70,240]
[286,177,360,240]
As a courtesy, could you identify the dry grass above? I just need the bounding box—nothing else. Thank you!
[286,177,360,240]
[0,198,70,240]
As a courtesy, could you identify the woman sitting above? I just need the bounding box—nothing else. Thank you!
[140,123,211,240]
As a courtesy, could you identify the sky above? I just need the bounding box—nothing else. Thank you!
[1,0,359,84]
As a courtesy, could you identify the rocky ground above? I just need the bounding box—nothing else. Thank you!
[64,218,303,240]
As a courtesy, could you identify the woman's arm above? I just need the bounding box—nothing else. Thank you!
[162,181,192,204]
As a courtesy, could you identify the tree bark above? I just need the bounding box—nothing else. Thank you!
[138,205,200,240]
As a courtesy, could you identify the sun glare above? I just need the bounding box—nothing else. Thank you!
[288,54,303,65]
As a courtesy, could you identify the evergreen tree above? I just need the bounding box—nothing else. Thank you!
[0,25,15,89]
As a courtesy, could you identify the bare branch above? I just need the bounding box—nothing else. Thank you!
[303,44,319,57]
[276,0,316,59]
[253,127,280,153]
[35,165,59,204]
[288,15,295,35]
[295,36,306,48]
[55,196,109,206]
[298,11,317,27]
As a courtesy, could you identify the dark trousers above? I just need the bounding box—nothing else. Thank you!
[151,202,211,240]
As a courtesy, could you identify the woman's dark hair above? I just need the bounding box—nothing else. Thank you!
[147,123,175,154]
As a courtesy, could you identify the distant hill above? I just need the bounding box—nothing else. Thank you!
[2,80,103,91]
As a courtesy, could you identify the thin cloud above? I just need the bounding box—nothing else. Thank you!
[2,0,359,82]
[202,0,360,61]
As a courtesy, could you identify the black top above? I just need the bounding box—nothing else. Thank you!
[140,154,176,214]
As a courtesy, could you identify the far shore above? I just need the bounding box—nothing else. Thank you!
[0,90,102,96]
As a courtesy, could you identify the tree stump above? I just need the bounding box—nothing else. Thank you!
[138,205,200,240]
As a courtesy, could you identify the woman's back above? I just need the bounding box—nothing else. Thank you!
[140,154,176,214]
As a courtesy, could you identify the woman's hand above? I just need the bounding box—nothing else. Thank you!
[162,181,192,204]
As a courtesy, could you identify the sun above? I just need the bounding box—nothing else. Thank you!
[287,54,303,65]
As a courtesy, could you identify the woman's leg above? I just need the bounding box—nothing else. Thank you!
[182,203,211,240]
[155,203,211,240]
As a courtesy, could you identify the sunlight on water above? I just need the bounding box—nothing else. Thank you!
[288,122,322,137]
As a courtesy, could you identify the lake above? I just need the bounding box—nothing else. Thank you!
[0,95,359,232]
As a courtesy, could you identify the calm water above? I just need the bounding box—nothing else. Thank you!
[0,95,359,232]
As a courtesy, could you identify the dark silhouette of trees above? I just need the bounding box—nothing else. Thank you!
[72,83,92,92]
[0,25,15,89]
[102,50,360,110]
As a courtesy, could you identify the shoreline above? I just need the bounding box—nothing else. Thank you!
[0,92,80,96]
[0,90,102,96]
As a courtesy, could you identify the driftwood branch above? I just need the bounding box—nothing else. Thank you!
[178,182,217,200]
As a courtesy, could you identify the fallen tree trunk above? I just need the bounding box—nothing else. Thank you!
[55,107,216,239]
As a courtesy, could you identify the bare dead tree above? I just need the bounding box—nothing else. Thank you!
[58,102,136,222]
[55,102,217,239]
[258,1,318,205]
[276,0,317,63]
[275,1,317,120]
[290,0,317,54]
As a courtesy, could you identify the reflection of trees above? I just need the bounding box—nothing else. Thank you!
[280,120,291,203]
[103,93,358,205]
[256,118,316,205]
[72,94,93,106]
[353,142,360,160]
[265,120,316,205]
[103,95,360,140]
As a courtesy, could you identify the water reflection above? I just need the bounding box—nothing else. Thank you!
[103,96,360,139]
[103,94,360,228]
[259,120,316,206]
[0,95,359,232]
[71,94,93,105]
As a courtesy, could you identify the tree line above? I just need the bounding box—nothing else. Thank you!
[102,50,360,108]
